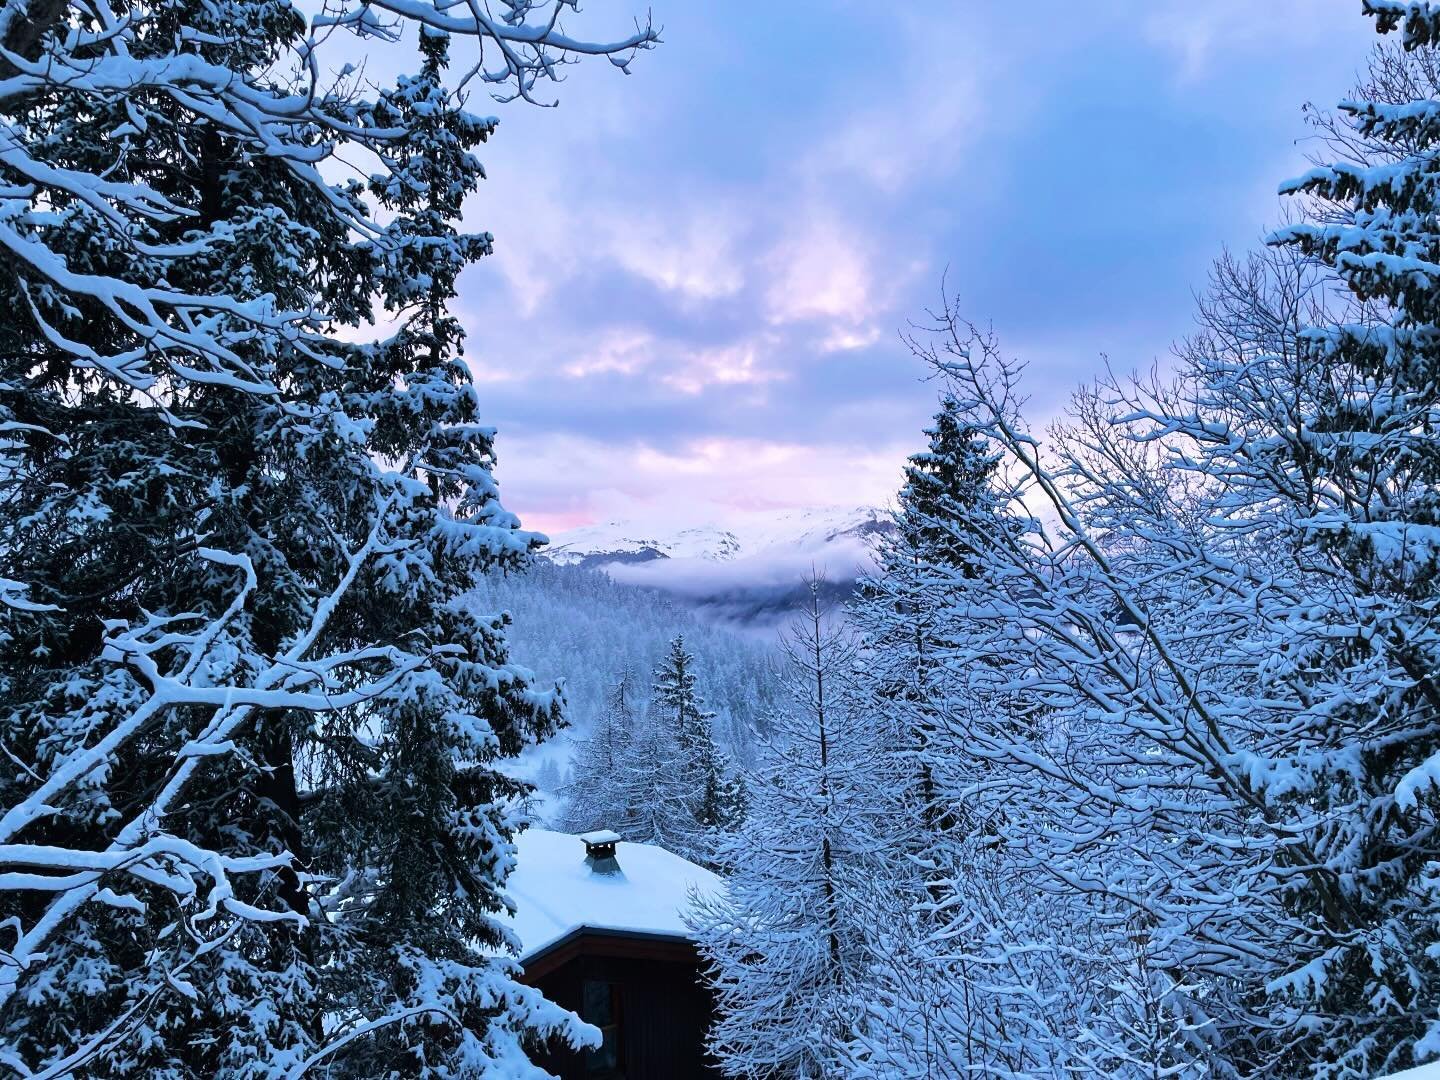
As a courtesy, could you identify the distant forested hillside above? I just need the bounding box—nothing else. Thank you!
[466,561,780,807]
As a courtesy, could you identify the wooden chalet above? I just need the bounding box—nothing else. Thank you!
[505,829,724,1079]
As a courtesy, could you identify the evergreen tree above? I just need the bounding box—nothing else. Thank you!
[653,635,717,766]
[855,395,1016,838]
[692,580,896,1079]
[612,703,698,859]
[1260,11,1440,1065]
[851,405,1077,1078]
[653,635,744,843]
[0,2,653,1075]
[559,669,637,834]
[895,394,1011,578]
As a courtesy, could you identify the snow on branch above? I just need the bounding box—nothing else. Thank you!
[0,483,436,1017]
[0,0,656,401]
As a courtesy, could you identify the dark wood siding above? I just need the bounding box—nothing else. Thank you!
[522,930,720,1080]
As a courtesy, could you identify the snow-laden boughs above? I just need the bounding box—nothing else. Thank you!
[0,0,653,1075]
[1265,9,1440,1065]
[692,579,897,1080]
[844,399,1096,1078]
[902,234,1440,1072]
[822,18,1440,1073]
[558,670,638,835]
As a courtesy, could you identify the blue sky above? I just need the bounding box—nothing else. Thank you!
[446,1,1370,534]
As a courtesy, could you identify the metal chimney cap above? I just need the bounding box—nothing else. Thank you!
[580,830,623,875]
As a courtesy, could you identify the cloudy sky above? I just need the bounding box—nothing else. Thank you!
[447,1,1370,535]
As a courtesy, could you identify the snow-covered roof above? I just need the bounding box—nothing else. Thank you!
[1385,1065,1440,1080]
[503,829,725,961]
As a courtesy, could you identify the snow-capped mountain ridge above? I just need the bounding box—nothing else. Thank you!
[544,523,741,568]
[544,505,889,570]
[541,506,892,629]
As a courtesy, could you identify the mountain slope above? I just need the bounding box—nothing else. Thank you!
[542,506,892,628]
[546,505,888,566]
[466,560,779,818]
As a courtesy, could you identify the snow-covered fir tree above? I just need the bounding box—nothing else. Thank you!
[847,399,1087,1079]
[854,395,1014,831]
[652,635,745,841]
[1261,12,1440,1064]
[691,579,898,1079]
[554,637,745,866]
[611,698,700,859]
[893,48,1440,1065]
[557,669,638,834]
[0,1,653,1075]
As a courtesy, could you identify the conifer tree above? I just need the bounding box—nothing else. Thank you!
[0,1,653,1074]
[851,403,1074,1078]
[612,703,698,858]
[1257,10,1440,1064]
[653,635,717,765]
[559,669,638,834]
[895,394,1011,578]
[653,635,744,842]
[854,395,1014,837]
[692,579,895,1079]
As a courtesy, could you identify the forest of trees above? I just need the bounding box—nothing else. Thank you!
[467,559,779,766]
[678,8,1440,1078]
[557,634,746,867]
[9,0,1440,1077]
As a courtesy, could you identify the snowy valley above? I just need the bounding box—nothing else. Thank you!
[468,559,780,817]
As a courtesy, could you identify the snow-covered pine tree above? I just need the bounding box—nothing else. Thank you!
[0,1,653,1075]
[653,635,717,765]
[653,635,743,844]
[559,669,638,834]
[1258,11,1440,1064]
[847,398,1081,1079]
[611,702,699,858]
[854,394,1014,833]
[893,394,1011,578]
[905,237,1440,1072]
[691,579,896,1079]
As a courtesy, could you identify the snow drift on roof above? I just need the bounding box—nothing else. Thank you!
[503,829,725,960]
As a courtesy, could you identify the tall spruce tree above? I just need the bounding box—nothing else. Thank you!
[0,1,653,1075]
[611,703,699,858]
[855,395,1013,836]
[895,394,1010,578]
[1261,8,1440,1065]
[652,634,743,846]
[850,403,1074,1078]
[559,669,637,834]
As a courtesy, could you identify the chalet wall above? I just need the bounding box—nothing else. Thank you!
[522,931,719,1079]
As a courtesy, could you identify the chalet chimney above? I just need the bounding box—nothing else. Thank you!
[580,830,622,876]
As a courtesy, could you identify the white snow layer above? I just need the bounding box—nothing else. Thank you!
[545,505,886,566]
[504,829,725,959]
